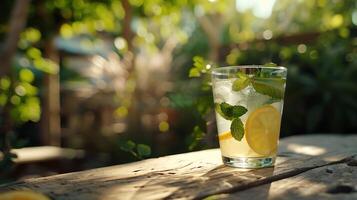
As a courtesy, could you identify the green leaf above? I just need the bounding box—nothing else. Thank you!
[137,144,151,158]
[215,103,230,120]
[33,58,59,74]
[232,72,250,91]
[19,69,35,83]
[232,105,248,117]
[215,102,247,120]
[189,68,201,77]
[220,102,233,118]
[119,140,136,152]
[230,118,244,141]
[0,77,11,90]
[188,125,205,150]
[252,77,285,99]
[193,56,205,70]
[26,47,42,59]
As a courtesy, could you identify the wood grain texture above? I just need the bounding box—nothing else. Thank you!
[214,159,357,200]
[0,134,356,200]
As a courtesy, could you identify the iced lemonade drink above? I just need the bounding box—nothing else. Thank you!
[211,66,287,168]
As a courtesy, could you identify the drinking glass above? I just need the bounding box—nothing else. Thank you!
[211,65,287,168]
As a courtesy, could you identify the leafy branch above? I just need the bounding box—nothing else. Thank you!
[118,140,151,160]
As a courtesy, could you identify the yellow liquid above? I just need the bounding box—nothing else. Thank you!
[216,102,282,158]
[219,132,277,158]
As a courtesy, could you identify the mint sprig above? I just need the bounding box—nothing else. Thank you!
[232,71,286,99]
[215,102,247,141]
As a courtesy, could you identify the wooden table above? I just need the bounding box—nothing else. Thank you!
[1,134,356,200]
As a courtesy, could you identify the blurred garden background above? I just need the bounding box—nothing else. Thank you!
[0,0,356,183]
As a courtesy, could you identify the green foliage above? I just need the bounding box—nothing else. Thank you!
[136,144,151,158]
[1,22,61,126]
[187,125,206,151]
[285,34,357,133]
[0,151,16,173]
[0,132,28,172]
[188,56,212,78]
[119,140,136,152]
[118,139,151,159]
[191,27,357,137]
[231,30,357,134]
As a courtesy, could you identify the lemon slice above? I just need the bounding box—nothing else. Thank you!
[0,190,50,200]
[218,131,232,141]
[245,105,281,156]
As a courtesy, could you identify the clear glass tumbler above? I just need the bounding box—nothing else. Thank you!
[211,65,287,168]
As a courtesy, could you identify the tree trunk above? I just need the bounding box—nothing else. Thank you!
[0,0,31,157]
[34,0,62,146]
[122,0,134,52]
[0,0,30,76]
[41,39,61,146]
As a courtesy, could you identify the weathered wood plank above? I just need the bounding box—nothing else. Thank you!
[214,159,357,200]
[0,134,356,200]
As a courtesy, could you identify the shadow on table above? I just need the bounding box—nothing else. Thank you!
[168,165,275,199]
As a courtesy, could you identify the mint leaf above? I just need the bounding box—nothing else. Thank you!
[232,72,250,91]
[215,102,247,120]
[215,103,247,142]
[252,77,285,99]
[220,102,233,118]
[189,68,200,77]
[193,56,205,70]
[232,105,248,117]
[119,140,136,152]
[215,103,230,120]
[137,144,151,158]
[230,118,244,141]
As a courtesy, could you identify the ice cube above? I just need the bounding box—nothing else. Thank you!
[246,88,271,111]
[227,83,252,105]
[213,80,232,103]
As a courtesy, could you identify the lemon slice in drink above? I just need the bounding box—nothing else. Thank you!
[245,105,281,156]
[218,131,232,141]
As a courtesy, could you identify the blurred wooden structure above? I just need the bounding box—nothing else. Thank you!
[0,146,84,164]
[1,134,356,199]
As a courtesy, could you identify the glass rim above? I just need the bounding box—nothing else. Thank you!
[211,65,287,75]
